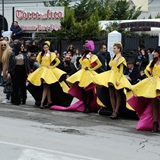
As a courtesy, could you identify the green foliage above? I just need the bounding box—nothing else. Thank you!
[82,9,101,40]
[61,7,75,30]
[105,22,120,32]
[155,13,160,18]
[148,14,152,19]
[73,0,113,22]
[43,0,71,7]
[110,0,141,20]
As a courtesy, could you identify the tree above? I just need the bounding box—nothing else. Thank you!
[110,0,142,20]
[82,9,101,40]
[73,0,113,22]
[148,14,152,19]
[155,13,160,19]
[73,0,100,22]
[43,0,71,7]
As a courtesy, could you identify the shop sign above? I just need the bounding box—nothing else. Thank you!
[119,21,160,28]
[15,7,64,31]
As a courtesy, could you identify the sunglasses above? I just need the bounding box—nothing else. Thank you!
[1,44,6,47]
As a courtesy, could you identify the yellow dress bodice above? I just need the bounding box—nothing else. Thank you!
[109,53,126,72]
[80,58,90,69]
[41,56,52,66]
[146,61,160,77]
[131,60,160,98]
[36,52,56,66]
[79,53,99,69]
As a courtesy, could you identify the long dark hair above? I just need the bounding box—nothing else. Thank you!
[14,42,23,55]
[41,43,49,57]
[150,48,160,68]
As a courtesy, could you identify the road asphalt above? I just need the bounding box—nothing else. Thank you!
[0,86,160,160]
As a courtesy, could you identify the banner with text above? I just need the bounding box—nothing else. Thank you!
[15,7,64,31]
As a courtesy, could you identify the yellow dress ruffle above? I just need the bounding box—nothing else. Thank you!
[66,55,98,88]
[28,52,68,92]
[132,61,160,98]
[93,54,131,90]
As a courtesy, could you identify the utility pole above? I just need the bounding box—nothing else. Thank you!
[2,0,4,33]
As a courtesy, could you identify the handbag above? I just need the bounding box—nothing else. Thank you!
[3,78,13,94]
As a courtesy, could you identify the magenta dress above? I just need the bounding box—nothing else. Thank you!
[127,61,160,131]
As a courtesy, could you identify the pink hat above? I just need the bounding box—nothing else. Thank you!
[84,40,95,52]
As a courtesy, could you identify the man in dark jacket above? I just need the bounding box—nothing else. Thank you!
[124,60,140,85]
[96,44,111,73]
[61,60,77,78]
[10,21,22,40]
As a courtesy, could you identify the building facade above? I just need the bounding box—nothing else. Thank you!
[0,0,160,33]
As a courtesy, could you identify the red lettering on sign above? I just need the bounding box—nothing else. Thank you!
[16,9,63,20]
[16,10,22,20]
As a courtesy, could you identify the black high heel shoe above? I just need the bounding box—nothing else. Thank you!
[152,122,159,132]
[83,105,91,114]
[110,111,119,119]
[40,102,44,109]
[44,102,52,108]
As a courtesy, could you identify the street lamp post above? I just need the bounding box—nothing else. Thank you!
[2,0,4,33]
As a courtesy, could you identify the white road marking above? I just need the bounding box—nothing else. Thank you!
[18,149,88,160]
[0,140,100,160]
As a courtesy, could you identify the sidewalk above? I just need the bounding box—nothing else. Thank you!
[0,86,35,106]
[0,86,78,106]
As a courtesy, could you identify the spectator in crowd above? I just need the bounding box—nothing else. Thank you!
[25,40,31,52]
[0,36,4,41]
[55,51,63,69]
[67,44,75,56]
[19,38,25,45]
[54,50,58,54]
[4,36,9,42]
[96,44,111,73]
[61,51,67,61]
[124,60,140,85]
[24,46,29,53]
[71,48,82,63]
[147,48,153,61]
[27,51,32,58]
[10,21,22,40]
[64,53,72,61]
[61,60,77,78]
[135,44,149,71]
[8,38,14,49]
[30,40,39,53]
[13,39,19,45]
[28,53,39,72]
[1,40,12,103]
[7,42,30,105]
[74,57,81,71]
[138,69,147,81]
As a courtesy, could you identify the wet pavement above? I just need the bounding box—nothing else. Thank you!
[0,86,160,160]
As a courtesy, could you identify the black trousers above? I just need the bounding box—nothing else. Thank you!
[11,65,27,104]
[81,88,93,110]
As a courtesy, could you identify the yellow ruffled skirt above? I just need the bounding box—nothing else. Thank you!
[132,76,160,98]
[66,69,97,88]
[28,66,68,93]
[92,70,131,90]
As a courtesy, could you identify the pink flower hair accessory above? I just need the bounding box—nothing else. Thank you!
[84,40,95,52]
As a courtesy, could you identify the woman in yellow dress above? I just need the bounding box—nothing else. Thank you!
[127,48,160,132]
[66,40,102,113]
[93,42,131,119]
[28,41,72,109]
